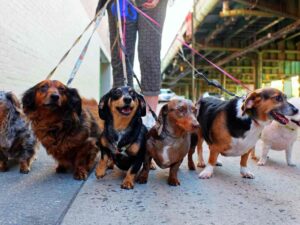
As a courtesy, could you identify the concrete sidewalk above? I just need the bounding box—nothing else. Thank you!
[0,149,85,225]
[1,140,300,225]
[61,140,300,225]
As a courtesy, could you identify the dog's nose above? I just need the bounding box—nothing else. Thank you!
[123,96,132,104]
[50,93,59,102]
[292,107,299,114]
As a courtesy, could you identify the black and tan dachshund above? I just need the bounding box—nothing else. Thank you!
[95,86,147,189]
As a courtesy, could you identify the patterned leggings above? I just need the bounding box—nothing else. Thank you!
[107,0,168,96]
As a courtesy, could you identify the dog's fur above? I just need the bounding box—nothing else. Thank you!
[189,88,298,179]
[22,80,104,180]
[95,86,147,189]
[137,99,199,186]
[256,97,300,166]
[0,91,37,173]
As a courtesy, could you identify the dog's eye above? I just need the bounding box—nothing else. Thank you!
[275,95,283,102]
[112,89,122,99]
[58,87,65,92]
[129,90,135,97]
[40,85,48,92]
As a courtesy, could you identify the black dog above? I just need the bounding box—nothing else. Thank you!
[95,86,147,189]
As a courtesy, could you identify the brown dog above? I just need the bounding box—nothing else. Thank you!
[22,80,104,180]
[189,88,298,179]
[137,99,199,186]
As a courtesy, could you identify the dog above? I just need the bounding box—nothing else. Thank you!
[95,86,147,189]
[0,91,37,173]
[256,97,300,166]
[188,88,298,179]
[22,80,103,180]
[137,99,199,186]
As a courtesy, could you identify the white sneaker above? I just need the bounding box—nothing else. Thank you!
[142,113,156,130]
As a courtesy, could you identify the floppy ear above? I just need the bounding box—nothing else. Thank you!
[241,91,261,115]
[137,93,146,117]
[22,85,37,114]
[155,104,168,136]
[66,88,82,116]
[98,92,111,120]
[6,92,21,110]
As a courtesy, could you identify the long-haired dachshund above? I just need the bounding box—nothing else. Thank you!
[188,88,298,179]
[137,99,199,186]
[95,86,147,189]
[22,80,104,180]
[0,91,37,173]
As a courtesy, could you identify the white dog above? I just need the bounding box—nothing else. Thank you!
[258,97,300,166]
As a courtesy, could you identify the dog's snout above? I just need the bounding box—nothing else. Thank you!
[192,119,200,129]
[50,93,59,102]
[123,96,132,104]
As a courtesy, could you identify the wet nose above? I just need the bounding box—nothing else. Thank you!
[123,96,132,104]
[192,119,200,129]
[50,93,59,102]
[292,107,299,114]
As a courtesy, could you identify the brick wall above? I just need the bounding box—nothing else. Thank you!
[0,0,111,100]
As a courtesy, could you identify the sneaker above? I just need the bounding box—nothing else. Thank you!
[142,113,156,130]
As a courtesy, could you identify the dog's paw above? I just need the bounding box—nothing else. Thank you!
[95,167,106,179]
[240,167,255,179]
[288,162,296,167]
[198,170,213,179]
[257,160,266,166]
[168,177,180,186]
[136,174,148,184]
[188,161,196,170]
[56,165,68,173]
[73,169,88,180]
[121,180,134,189]
[198,164,213,179]
[216,160,223,167]
[150,161,156,170]
[20,167,30,174]
[197,161,206,168]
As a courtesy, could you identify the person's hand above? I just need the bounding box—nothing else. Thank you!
[143,0,160,9]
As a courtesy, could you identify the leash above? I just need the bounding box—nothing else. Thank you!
[116,0,129,86]
[128,2,251,94]
[45,0,112,82]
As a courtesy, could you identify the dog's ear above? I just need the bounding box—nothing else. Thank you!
[66,88,82,116]
[242,91,261,115]
[22,85,37,114]
[6,92,21,110]
[155,104,168,136]
[137,93,146,117]
[98,92,110,120]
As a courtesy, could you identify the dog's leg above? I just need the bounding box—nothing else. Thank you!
[19,160,30,174]
[240,150,254,179]
[107,157,114,170]
[250,147,258,161]
[257,142,270,166]
[197,130,205,168]
[198,148,219,179]
[121,167,136,189]
[188,133,198,170]
[56,164,68,173]
[168,160,182,186]
[137,153,152,184]
[0,152,8,172]
[286,145,296,167]
[95,152,109,179]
